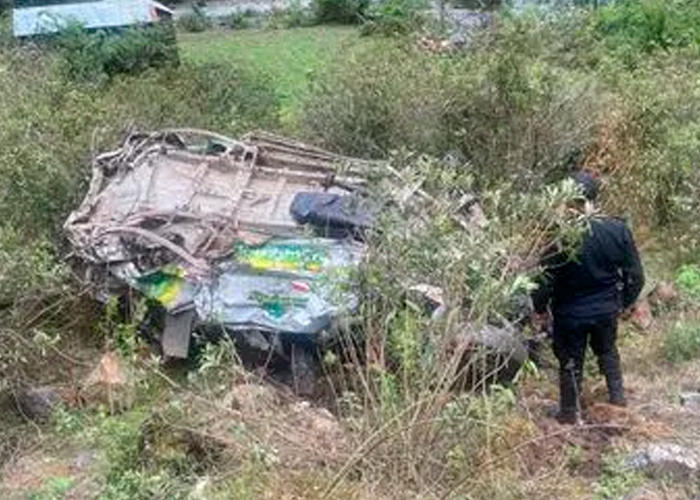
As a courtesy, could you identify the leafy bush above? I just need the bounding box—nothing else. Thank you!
[0,228,66,305]
[303,40,604,191]
[595,51,700,232]
[102,24,179,77]
[221,10,258,30]
[664,321,700,363]
[0,11,13,49]
[314,0,369,24]
[323,162,584,496]
[675,264,700,299]
[361,0,428,36]
[176,5,212,33]
[304,4,700,242]
[593,0,700,56]
[267,1,316,29]
[54,23,179,82]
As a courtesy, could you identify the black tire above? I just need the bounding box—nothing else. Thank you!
[453,325,528,391]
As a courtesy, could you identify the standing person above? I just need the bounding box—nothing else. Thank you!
[533,171,645,424]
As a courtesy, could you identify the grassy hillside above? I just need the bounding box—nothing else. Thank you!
[179,27,364,127]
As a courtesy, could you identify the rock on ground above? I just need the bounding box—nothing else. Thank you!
[680,392,700,412]
[13,386,63,422]
[626,442,700,482]
[649,281,678,307]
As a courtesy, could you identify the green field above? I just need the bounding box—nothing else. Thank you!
[179,27,364,127]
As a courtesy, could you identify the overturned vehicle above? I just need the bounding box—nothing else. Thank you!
[65,129,527,393]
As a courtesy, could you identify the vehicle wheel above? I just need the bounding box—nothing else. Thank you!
[452,325,528,391]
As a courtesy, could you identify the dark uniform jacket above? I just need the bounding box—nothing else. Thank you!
[533,215,645,319]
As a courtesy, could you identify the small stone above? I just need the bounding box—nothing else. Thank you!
[14,386,63,422]
[449,33,467,49]
[680,392,700,411]
[73,450,99,471]
[626,442,700,481]
[649,281,678,306]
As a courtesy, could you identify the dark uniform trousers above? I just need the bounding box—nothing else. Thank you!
[552,313,625,415]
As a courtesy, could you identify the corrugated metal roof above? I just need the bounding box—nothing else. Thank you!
[13,0,173,37]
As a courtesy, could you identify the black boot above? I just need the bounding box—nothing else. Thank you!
[557,360,582,424]
[599,350,626,406]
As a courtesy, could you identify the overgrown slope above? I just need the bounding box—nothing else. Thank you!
[2,1,700,498]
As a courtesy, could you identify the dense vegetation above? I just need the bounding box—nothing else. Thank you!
[2,0,700,498]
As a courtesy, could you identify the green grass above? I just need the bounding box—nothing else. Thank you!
[179,27,365,128]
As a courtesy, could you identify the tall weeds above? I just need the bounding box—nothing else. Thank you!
[303,37,608,192]
[316,160,585,497]
[304,3,700,250]
[296,6,700,493]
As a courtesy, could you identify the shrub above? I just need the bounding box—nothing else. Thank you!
[0,227,66,305]
[314,0,369,24]
[267,1,316,29]
[322,161,584,496]
[304,5,700,239]
[221,10,258,30]
[593,0,700,55]
[54,23,179,82]
[675,264,700,299]
[361,0,428,36]
[102,24,179,77]
[597,52,700,230]
[139,62,279,133]
[52,23,108,82]
[664,321,700,363]
[0,11,13,49]
[286,0,317,27]
[303,39,605,191]
[176,5,212,33]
